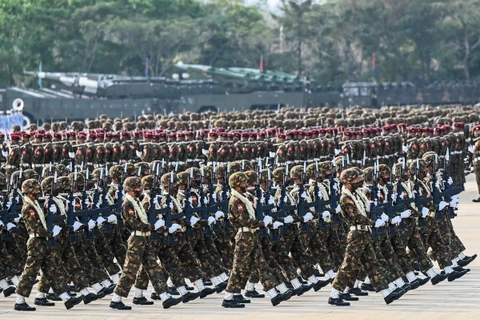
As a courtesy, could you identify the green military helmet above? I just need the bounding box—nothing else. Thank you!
[318,161,332,175]
[229,161,242,173]
[109,165,124,179]
[185,167,201,180]
[55,164,68,177]
[272,167,285,183]
[142,175,154,189]
[124,176,142,192]
[289,165,304,179]
[244,170,258,185]
[92,168,104,181]
[23,169,39,180]
[340,167,364,185]
[378,164,391,179]
[22,178,41,194]
[306,163,317,179]
[41,176,55,194]
[57,176,73,192]
[68,172,85,189]
[134,162,151,177]
[215,164,226,178]
[229,172,248,189]
[422,151,437,166]
[259,169,269,183]
[363,167,374,182]
[408,159,428,175]
[126,163,136,176]
[177,172,190,185]
[161,172,177,186]
[10,171,25,186]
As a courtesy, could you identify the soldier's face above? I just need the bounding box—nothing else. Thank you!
[133,188,142,198]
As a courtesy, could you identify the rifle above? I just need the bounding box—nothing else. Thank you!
[414,160,430,228]
[208,163,221,233]
[313,162,329,230]
[370,162,387,239]
[296,162,315,233]
[329,159,342,223]
[66,168,77,242]
[0,173,20,240]
[182,172,194,237]
[194,165,214,237]
[431,155,443,220]
[46,172,66,248]
[442,149,462,219]
[147,163,161,241]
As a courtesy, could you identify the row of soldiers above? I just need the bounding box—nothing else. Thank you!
[0,105,477,311]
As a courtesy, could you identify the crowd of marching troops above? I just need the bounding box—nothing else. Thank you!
[0,104,478,311]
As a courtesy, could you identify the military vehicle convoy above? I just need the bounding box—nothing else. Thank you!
[1,61,479,124]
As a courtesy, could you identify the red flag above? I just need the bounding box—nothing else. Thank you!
[259,54,264,72]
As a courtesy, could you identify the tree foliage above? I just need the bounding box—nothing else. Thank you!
[1,0,480,87]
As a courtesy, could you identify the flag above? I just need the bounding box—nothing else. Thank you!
[145,58,149,77]
[259,54,264,72]
[38,61,42,88]
[371,54,377,77]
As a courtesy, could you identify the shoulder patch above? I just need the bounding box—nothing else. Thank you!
[29,209,36,217]
[237,204,244,211]
[128,208,135,215]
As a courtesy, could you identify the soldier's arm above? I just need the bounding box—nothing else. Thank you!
[122,202,152,232]
[229,199,263,229]
[340,196,372,226]
[21,205,51,238]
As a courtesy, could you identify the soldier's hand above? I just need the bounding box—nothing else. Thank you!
[400,210,411,218]
[6,222,15,231]
[421,207,429,218]
[438,201,448,210]
[284,215,294,224]
[468,145,474,153]
[107,214,118,224]
[49,204,57,213]
[208,216,216,226]
[154,219,165,230]
[73,221,83,232]
[273,221,284,229]
[303,212,313,222]
[97,217,106,225]
[263,215,273,226]
[169,223,181,234]
[88,219,96,231]
[381,213,389,222]
[52,225,62,237]
[391,216,402,225]
[215,211,224,219]
[322,210,331,220]
[190,216,200,227]
[14,215,21,223]
[335,204,341,213]
[374,219,385,228]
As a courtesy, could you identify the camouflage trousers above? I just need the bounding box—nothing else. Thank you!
[94,231,122,276]
[0,239,23,279]
[73,235,110,285]
[16,237,69,297]
[37,230,89,293]
[226,231,279,294]
[135,233,189,290]
[332,231,388,293]
[418,217,452,269]
[475,162,480,194]
[284,229,317,279]
[327,222,345,268]
[213,228,234,270]
[446,218,466,257]
[102,224,127,267]
[450,156,465,185]
[114,235,168,297]
[172,232,204,283]
[398,218,433,272]
[13,220,28,264]
[270,235,301,281]
[249,235,288,285]
[302,220,335,272]
[431,217,464,263]
[189,228,225,279]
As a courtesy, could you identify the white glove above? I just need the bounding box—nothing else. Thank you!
[447,177,453,185]
[208,216,216,226]
[322,210,331,220]
[449,200,458,208]
[273,221,284,229]
[190,216,200,226]
[107,214,118,224]
[0,220,3,227]
[154,219,165,230]
[68,152,75,159]
[468,145,475,153]
[300,191,307,199]
[169,223,181,234]
[438,201,448,211]
[268,197,275,205]
[71,199,76,208]
[1,150,8,157]
[263,215,273,226]
[375,219,385,228]
[202,149,209,155]
[49,204,57,214]
[14,215,21,223]
[366,201,372,212]
[96,217,106,225]
[303,212,313,222]
[402,145,408,152]
[215,211,224,219]
[6,222,15,231]
[88,219,96,231]
[136,150,143,158]
[333,183,339,192]
[391,216,402,225]
[335,204,341,213]
[335,148,341,155]
[6,200,12,209]
[399,192,405,200]
[73,221,83,232]
[52,225,62,237]
[400,210,411,218]
[421,207,429,218]
[381,213,389,222]
[284,215,294,224]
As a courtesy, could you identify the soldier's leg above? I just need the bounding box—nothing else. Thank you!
[379,236,405,282]
[94,233,121,278]
[309,229,336,277]
[271,240,299,281]
[62,243,90,293]
[214,229,233,270]
[225,233,255,295]
[142,242,169,296]
[114,237,144,298]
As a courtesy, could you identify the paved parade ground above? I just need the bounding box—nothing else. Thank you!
[0,175,479,320]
